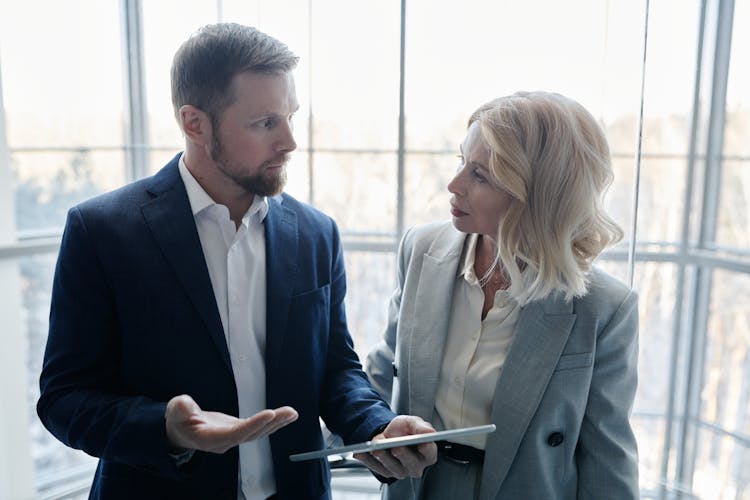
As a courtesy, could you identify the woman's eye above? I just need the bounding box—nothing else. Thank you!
[471,168,488,183]
[455,155,465,171]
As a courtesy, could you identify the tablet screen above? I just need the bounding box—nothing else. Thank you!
[289,424,496,462]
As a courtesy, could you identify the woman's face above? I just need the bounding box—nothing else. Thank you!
[448,121,513,238]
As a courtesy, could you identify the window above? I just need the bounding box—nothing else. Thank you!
[0,1,747,498]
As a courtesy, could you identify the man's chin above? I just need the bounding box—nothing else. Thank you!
[237,172,287,197]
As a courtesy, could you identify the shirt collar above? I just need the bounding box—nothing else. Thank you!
[459,233,481,285]
[178,153,269,222]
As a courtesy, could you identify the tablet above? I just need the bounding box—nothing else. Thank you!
[289,424,496,462]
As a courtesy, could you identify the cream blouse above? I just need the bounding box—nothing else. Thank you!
[434,233,520,449]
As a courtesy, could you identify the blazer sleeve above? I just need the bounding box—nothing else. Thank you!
[364,227,415,404]
[317,219,396,443]
[37,206,188,480]
[576,289,640,499]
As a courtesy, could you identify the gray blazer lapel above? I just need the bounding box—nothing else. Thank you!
[407,230,464,421]
[480,296,576,500]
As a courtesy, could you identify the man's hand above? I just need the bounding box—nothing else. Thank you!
[165,394,298,454]
[353,415,437,479]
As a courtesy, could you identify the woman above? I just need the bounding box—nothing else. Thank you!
[364,91,639,499]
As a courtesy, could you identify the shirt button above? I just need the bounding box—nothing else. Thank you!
[238,354,247,361]
[454,376,461,385]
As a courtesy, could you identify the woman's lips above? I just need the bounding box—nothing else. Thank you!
[450,204,468,217]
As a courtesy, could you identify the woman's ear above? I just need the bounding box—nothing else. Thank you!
[178,105,211,146]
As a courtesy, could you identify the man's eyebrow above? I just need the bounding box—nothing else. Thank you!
[248,107,298,119]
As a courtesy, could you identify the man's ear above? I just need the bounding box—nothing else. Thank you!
[179,105,211,146]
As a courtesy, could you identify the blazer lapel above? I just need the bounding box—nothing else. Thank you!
[140,160,232,374]
[407,228,465,420]
[480,295,576,500]
[263,196,298,371]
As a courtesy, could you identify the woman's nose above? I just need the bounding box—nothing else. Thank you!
[447,170,463,195]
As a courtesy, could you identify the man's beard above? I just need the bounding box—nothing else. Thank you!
[210,135,288,197]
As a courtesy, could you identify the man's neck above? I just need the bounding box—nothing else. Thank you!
[182,149,254,228]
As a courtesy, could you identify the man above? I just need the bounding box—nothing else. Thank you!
[37,22,435,500]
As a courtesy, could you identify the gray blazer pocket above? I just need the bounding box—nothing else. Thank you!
[555,352,593,371]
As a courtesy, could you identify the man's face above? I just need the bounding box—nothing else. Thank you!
[209,71,299,196]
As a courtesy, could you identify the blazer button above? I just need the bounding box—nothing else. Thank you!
[392,362,398,377]
[547,432,564,447]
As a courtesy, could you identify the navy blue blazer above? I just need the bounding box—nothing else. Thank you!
[37,154,395,500]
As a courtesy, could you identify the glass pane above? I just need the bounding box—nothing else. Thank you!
[704,269,750,435]
[343,250,396,361]
[717,159,750,252]
[141,0,220,150]
[148,150,182,177]
[724,0,749,159]
[404,152,453,230]
[639,0,700,151]
[692,427,750,500]
[0,1,124,148]
[312,152,397,235]
[632,416,667,497]
[404,0,648,151]
[309,1,399,150]
[283,153,310,204]
[606,154,637,250]
[12,150,126,235]
[634,157,687,245]
[628,261,680,492]
[22,253,97,481]
[593,260,630,298]
[693,269,750,499]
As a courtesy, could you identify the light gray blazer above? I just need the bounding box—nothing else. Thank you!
[366,222,639,500]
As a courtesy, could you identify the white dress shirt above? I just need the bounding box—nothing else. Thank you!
[434,233,520,450]
[179,155,274,500]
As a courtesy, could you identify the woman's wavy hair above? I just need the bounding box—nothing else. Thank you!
[470,91,623,305]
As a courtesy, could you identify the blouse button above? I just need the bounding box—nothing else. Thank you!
[547,432,564,447]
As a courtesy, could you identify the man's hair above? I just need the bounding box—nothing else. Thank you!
[469,91,624,305]
[171,22,299,123]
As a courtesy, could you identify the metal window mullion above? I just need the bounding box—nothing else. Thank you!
[658,0,709,496]
[0,51,15,245]
[307,0,315,206]
[0,47,36,500]
[675,0,735,492]
[626,0,650,288]
[121,0,149,182]
[396,0,407,240]
[698,0,733,246]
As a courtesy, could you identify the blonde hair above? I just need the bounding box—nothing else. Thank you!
[469,91,623,305]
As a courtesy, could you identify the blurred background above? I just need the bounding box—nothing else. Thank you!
[0,0,747,499]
